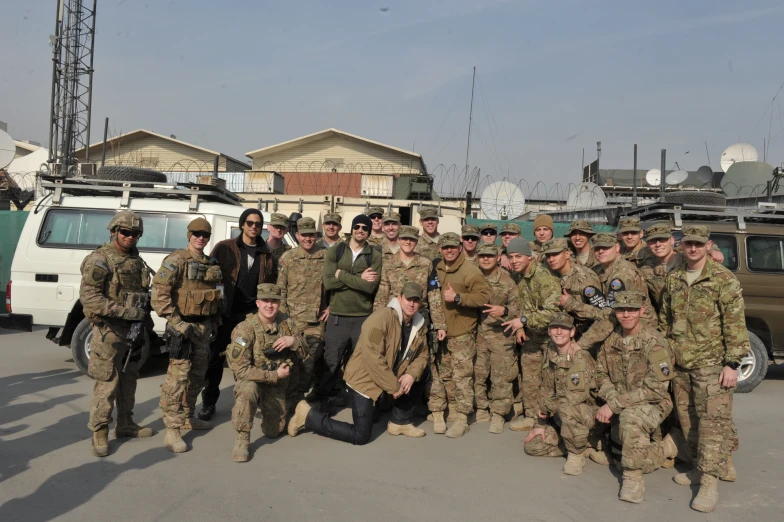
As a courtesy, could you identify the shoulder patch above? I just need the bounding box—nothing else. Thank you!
[610,278,624,291]
[649,348,673,382]
[583,285,608,308]
[234,336,249,347]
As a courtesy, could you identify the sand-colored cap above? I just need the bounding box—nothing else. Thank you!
[549,312,575,329]
[618,216,642,233]
[645,223,673,241]
[592,232,618,248]
[501,223,522,235]
[419,207,439,220]
[477,243,500,256]
[367,207,385,217]
[542,238,570,254]
[438,232,461,248]
[401,282,424,300]
[297,217,317,234]
[270,213,288,227]
[461,224,481,238]
[566,219,594,236]
[399,225,420,240]
[257,283,282,300]
[383,211,401,224]
[323,212,342,225]
[611,291,644,309]
[681,224,710,244]
[187,217,212,233]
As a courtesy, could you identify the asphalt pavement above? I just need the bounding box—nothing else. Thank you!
[1,327,783,521]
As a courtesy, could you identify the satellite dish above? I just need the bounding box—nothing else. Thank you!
[0,129,16,170]
[721,161,775,197]
[645,169,661,186]
[696,165,713,184]
[479,181,526,220]
[666,170,689,185]
[720,143,758,173]
[566,182,607,210]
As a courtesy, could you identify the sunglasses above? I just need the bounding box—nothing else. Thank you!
[192,231,211,239]
[647,237,670,244]
[118,228,141,238]
[245,220,262,228]
[462,236,478,241]
[369,214,383,220]
[482,231,497,236]
[353,225,368,231]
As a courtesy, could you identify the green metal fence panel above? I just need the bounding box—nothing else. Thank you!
[465,217,616,242]
[0,211,30,299]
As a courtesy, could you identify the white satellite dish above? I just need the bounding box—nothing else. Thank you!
[721,161,775,197]
[479,181,526,220]
[0,129,16,170]
[566,182,607,210]
[696,165,713,184]
[666,169,689,185]
[645,169,661,186]
[720,143,758,173]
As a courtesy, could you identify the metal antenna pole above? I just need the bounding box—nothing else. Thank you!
[660,149,666,200]
[632,144,638,208]
[465,66,476,187]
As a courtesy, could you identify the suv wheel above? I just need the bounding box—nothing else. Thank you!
[71,318,151,376]
[736,331,769,393]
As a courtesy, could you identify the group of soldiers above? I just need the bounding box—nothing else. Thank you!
[79,205,747,513]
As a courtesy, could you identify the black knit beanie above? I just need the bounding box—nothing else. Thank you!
[352,214,372,229]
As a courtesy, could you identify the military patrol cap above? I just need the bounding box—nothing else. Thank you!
[506,237,532,256]
[681,224,710,244]
[257,283,282,300]
[438,232,461,248]
[399,225,420,240]
[480,222,498,234]
[565,219,594,237]
[270,213,289,227]
[401,281,424,300]
[461,224,481,238]
[323,212,342,225]
[477,243,500,256]
[367,207,385,218]
[500,223,522,235]
[383,211,401,224]
[592,232,618,248]
[542,238,570,254]
[419,207,439,220]
[187,217,212,233]
[618,216,642,233]
[611,291,645,309]
[108,210,143,233]
[645,223,673,241]
[549,312,575,329]
[297,217,317,234]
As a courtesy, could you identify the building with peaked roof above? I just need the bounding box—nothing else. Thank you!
[14,140,41,159]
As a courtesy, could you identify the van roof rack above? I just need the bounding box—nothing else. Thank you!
[618,202,784,231]
[40,176,243,211]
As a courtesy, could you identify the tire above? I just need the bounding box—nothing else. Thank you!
[70,318,151,376]
[663,191,727,207]
[96,166,167,183]
[736,331,769,393]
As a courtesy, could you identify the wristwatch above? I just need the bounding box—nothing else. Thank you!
[503,306,509,317]
[725,361,740,370]
[520,316,527,325]
[454,293,461,305]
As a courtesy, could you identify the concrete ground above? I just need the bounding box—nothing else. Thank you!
[1,327,782,522]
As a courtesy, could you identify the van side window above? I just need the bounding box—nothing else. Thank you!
[747,236,784,273]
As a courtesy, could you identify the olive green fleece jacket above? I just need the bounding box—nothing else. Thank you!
[435,252,490,337]
[322,241,382,316]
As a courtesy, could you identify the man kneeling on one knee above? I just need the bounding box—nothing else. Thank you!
[288,282,429,444]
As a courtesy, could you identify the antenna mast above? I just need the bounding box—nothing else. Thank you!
[465,66,476,188]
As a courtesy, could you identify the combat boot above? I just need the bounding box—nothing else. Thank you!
[660,433,678,468]
[232,432,250,463]
[432,411,447,434]
[445,413,469,439]
[92,427,109,457]
[183,417,212,430]
[509,416,534,432]
[287,400,311,437]
[673,469,702,486]
[475,409,491,423]
[619,470,645,503]
[164,428,188,453]
[387,422,426,438]
[563,451,586,476]
[587,447,609,466]
[115,414,154,439]
[510,402,523,421]
[488,413,505,434]
[721,455,736,482]
[691,474,719,513]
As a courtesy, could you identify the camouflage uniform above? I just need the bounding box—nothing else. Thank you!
[551,241,605,340]
[637,223,683,313]
[373,229,436,314]
[659,226,748,479]
[268,213,292,264]
[367,206,386,247]
[566,219,599,269]
[416,207,441,260]
[618,217,649,266]
[315,212,343,250]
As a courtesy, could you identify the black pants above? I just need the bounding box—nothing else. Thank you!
[313,315,367,399]
[202,312,246,408]
[305,382,421,446]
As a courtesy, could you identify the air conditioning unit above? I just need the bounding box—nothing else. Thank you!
[757,202,777,209]
[79,163,96,177]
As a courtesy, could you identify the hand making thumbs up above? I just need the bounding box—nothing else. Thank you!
[443,282,457,302]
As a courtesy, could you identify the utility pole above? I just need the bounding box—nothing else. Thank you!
[660,149,666,199]
[465,66,476,185]
[632,144,638,208]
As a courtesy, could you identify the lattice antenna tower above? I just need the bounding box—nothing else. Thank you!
[47,0,97,176]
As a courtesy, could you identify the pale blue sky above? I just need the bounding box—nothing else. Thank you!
[2,1,783,197]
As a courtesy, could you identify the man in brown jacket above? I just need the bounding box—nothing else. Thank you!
[288,282,429,445]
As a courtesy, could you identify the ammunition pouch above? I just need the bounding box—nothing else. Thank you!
[177,288,221,316]
[166,325,193,361]
[204,265,222,282]
[262,346,293,370]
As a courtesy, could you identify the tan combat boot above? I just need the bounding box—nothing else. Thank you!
[183,417,212,430]
[387,422,426,438]
[691,473,719,513]
[92,427,109,457]
[721,455,736,482]
[232,432,250,463]
[563,451,586,476]
[445,413,470,439]
[660,433,678,468]
[287,400,311,437]
[475,409,491,423]
[432,411,447,434]
[673,469,702,486]
[587,447,609,466]
[509,416,535,432]
[488,413,505,434]
[510,402,523,421]
[619,469,645,503]
[115,414,154,438]
[164,428,188,453]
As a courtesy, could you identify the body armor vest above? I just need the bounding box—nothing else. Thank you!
[172,250,223,317]
[248,313,294,371]
[101,244,150,311]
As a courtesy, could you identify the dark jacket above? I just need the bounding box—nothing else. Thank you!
[322,240,382,317]
[211,236,276,317]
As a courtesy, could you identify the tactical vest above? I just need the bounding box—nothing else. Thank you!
[171,250,223,317]
[247,313,294,371]
[99,243,150,313]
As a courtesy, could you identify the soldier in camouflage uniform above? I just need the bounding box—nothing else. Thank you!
[80,211,154,457]
[530,214,555,261]
[316,212,344,250]
[479,222,498,245]
[380,211,401,263]
[524,313,607,475]
[565,219,598,268]
[501,238,561,431]
[473,243,521,433]
[596,291,678,504]
[461,224,480,265]
[498,222,521,271]
[636,223,682,313]
[152,217,223,453]
[366,206,386,247]
[278,217,328,410]
[266,213,292,265]
[618,217,650,266]
[415,207,441,260]
[226,283,307,462]
[660,225,747,513]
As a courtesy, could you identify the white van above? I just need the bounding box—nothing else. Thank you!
[3,176,295,374]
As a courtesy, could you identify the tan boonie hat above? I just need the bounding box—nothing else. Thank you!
[399,225,419,240]
[257,283,282,300]
[645,223,673,241]
[501,223,522,235]
[461,224,481,238]
[549,312,575,329]
[187,217,212,233]
[323,212,342,225]
[367,207,385,217]
[618,216,642,233]
[297,217,317,234]
[270,213,288,227]
[477,243,500,256]
[419,207,439,220]
[542,238,569,254]
[566,219,594,236]
[681,224,710,244]
[438,232,461,248]
[480,222,498,233]
[383,212,401,224]
[612,291,644,309]
[401,281,424,300]
[592,232,618,248]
